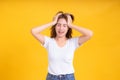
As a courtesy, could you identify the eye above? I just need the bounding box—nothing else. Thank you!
[63,24,67,27]
[56,23,61,27]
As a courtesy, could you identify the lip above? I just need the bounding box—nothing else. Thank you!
[58,31,64,34]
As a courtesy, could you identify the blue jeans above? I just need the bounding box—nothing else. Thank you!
[46,73,75,80]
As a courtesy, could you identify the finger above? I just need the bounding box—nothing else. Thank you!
[54,13,62,21]
[56,11,63,15]
[56,13,62,17]
[67,15,72,21]
[53,13,61,19]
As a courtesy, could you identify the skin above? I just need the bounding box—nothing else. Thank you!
[54,18,69,47]
[55,18,68,38]
[31,12,93,47]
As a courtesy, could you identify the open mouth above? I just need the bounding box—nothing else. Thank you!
[58,31,64,34]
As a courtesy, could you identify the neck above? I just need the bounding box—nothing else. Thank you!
[55,36,67,41]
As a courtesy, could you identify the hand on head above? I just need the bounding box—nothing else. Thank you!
[52,11,74,28]
[66,14,72,28]
[52,12,63,25]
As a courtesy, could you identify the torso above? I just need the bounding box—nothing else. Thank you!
[54,38,68,48]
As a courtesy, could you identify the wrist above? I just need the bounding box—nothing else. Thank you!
[49,22,55,26]
[68,23,73,28]
[51,21,56,25]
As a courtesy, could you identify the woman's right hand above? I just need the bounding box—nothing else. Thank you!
[52,13,62,25]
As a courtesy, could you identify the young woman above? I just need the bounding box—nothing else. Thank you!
[31,11,93,80]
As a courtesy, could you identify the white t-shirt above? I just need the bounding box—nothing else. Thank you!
[42,36,82,75]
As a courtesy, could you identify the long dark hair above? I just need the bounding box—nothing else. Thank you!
[50,11,74,39]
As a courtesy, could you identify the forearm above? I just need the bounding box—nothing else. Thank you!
[31,22,54,34]
[70,24,93,36]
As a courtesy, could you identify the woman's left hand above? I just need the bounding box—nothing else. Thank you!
[67,15,73,28]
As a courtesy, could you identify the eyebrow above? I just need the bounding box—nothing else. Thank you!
[57,23,67,25]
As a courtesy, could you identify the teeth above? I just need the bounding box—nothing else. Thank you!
[59,31,63,33]
[58,31,64,33]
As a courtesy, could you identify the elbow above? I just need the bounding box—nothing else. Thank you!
[87,31,94,39]
[89,31,93,37]
[31,29,40,36]
[31,29,36,35]
[31,29,34,34]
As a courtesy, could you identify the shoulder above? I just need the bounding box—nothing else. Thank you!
[44,36,53,41]
[68,37,82,48]
[69,37,79,42]
[42,36,54,48]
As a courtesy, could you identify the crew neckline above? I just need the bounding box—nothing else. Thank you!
[53,38,69,48]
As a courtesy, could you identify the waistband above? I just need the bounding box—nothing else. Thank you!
[48,72,74,78]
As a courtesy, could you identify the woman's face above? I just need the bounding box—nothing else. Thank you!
[55,18,68,38]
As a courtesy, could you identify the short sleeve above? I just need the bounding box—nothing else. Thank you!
[41,36,50,48]
[71,37,82,49]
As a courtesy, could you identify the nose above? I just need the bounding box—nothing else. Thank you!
[59,25,64,30]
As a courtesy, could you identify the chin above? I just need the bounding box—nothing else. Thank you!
[57,35,66,38]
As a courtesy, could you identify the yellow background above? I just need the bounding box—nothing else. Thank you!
[0,0,120,80]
